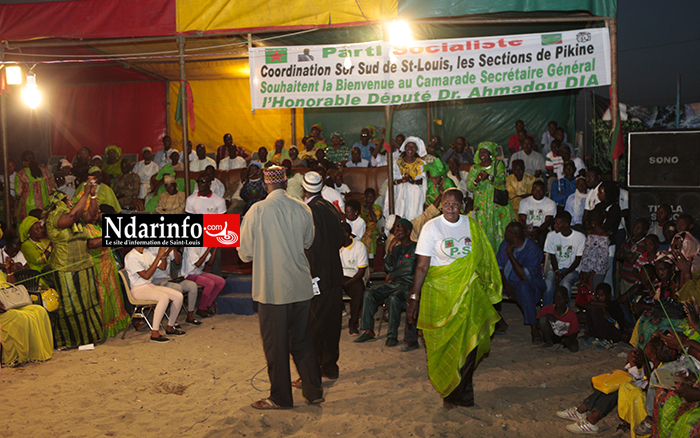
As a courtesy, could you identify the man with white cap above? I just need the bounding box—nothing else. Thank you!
[300,170,345,383]
[132,147,160,198]
[239,166,323,409]
[312,165,344,213]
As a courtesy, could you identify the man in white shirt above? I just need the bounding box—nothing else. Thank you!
[179,140,197,164]
[218,144,247,171]
[344,199,366,242]
[339,222,368,335]
[145,247,201,325]
[345,147,369,168]
[543,212,585,305]
[196,165,225,198]
[190,144,217,172]
[185,173,226,276]
[315,166,344,213]
[153,135,174,169]
[131,147,160,199]
[518,180,557,247]
[509,137,546,178]
[185,173,227,215]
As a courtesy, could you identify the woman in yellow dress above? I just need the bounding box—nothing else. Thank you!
[0,271,53,366]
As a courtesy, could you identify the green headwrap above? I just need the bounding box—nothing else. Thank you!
[473,142,499,169]
[88,166,102,175]
[18,216,39,242]
[43,190,69,217]
[105,145,122,160]
[330,131,344,144]
[425,159,456,206]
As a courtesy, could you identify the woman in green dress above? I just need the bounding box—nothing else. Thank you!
[84,206,130,338]
[101,145,123,183]
[467,141,515,252]
[19,216,52,272]
[45,184,103,349]
[15,150,55,223]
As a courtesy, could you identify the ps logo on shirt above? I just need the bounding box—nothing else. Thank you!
[441,237,472,258]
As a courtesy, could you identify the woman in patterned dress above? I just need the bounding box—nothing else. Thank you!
[467,142,515,252]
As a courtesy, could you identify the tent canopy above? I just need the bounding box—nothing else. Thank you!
[0,0,616,159]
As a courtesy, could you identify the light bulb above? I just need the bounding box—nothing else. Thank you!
[22,73,41,109]
[344,56,352,69]
[389,20,413,45]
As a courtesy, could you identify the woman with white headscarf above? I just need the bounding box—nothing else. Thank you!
[385,136,427,221]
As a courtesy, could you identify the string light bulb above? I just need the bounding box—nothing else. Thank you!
[22,73,42,109]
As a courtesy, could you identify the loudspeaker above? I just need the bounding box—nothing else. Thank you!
[628,131,700,188]
[629,189,700,226]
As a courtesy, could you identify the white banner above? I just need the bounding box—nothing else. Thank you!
[249,28,610,110]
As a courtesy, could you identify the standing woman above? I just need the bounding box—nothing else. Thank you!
[386,136,428,221]
[468,142,515,252]
[84,205,131,338]
[407,188,502,409]
[45,184,104,349]
[15,150,56,223]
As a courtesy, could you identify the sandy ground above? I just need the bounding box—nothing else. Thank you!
[3,302,632,437]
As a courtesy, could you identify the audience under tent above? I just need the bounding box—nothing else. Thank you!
[4,116,700,436]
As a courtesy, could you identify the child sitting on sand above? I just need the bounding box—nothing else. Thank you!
[535,286,579,352]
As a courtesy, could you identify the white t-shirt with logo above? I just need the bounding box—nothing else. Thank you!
[416,215,473,267]
[519,196,557,227]
[347,216,366,242]
[544,230,586,271]
[124,249,156,288]
[339,238,369,278]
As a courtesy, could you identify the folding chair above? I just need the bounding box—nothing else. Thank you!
[119,269,161,339]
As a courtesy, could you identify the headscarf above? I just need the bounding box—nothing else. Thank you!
[400,136,427,158]
[88,166,102,175]
[364,125,380,141]
[330,131,344,145]
[43,190,69,217]
[397,217,413,232]
[311,124,323,132]
[102,145,123,178]
[472,142,498,169]
[19,216,40,243]
[424,159,456,205]
[248,160,262,170]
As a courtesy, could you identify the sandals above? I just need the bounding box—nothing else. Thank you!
[196,309,210,319]
[251,398,291,410]
[291,378,303,388]
[165,328,186,336]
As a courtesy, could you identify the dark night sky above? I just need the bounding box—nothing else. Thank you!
[616,0,700,106]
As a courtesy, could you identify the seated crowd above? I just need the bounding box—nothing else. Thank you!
[1,118,699,436]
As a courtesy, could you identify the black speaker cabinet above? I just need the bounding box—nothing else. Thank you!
[628,131,700,188]
[629,189,700,226]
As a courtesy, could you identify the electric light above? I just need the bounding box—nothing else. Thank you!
[5,65,22,85]
[22,73,41,109]
[389,20,413,45]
